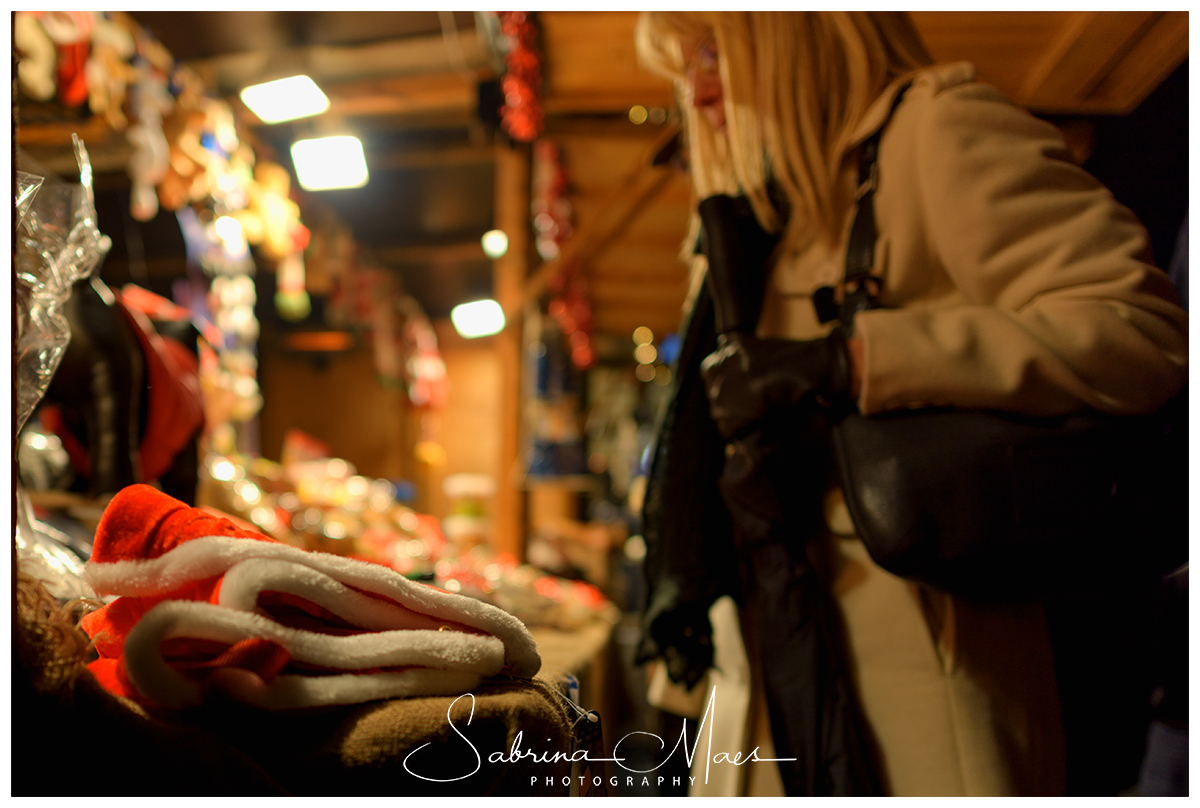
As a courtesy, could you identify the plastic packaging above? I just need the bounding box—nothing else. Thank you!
[15,489,96,603]
[15,170,43,229]
[15,135,112,434]
[17,422,74,492]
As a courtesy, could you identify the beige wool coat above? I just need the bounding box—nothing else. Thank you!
[739,62,1187,796]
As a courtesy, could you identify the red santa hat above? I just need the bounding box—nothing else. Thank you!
[81,484,540,710]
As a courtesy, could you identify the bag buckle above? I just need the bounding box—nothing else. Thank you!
[854,158,879,201]
[815,276,881,326]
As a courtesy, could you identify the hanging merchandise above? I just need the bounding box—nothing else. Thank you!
[331,258,448,409]
[210,272,258,343]
[533,140,595,370]
[327,256,381,332]
[582,366,643,501]
[531,140,572,261]
[307,222,356,317]
[84,13,137,129]
[175,202,263,457]
[400,297,450,411]
[198,99,243,202]
[125,55,172,221]
[14,12,57,102]
[234,161,311,264]
[157,74,213,212]
[367,268,405,387]
[525,312,588,479]
[495,12,544,143]
[40,11,95,108]
[176,207,256,280]
[199,346,262,448]
[546,273,595,371]
[274,250,311,322]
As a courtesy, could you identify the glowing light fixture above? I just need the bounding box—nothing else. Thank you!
[290,136,369,191]
[239,75,330,124]
[481,229,509,258]
[451,299,506,338]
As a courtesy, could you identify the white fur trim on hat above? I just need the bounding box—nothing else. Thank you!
[86,536,541,678]
[122,600,503,710]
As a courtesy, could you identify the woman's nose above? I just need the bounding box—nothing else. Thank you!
[688,69,726,130]
[689,68,722,110]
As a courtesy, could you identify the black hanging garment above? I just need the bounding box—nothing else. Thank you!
[639,252,882,792]
[636,288,735,691]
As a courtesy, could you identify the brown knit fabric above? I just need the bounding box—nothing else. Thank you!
[14,571,94,697]
[170,676,577,796]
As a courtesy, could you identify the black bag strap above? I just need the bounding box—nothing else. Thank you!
[814,82,912,334]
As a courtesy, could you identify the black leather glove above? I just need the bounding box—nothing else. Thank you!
[700,328,852,441]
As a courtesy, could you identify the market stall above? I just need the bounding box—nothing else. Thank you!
[13,12,622,797]
[16,10,1186,800]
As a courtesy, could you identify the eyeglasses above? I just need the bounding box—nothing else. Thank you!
[688,32,718,76]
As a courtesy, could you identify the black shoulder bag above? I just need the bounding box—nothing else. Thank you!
[821,90,1188,599]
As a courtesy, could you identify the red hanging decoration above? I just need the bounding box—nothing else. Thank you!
[533,140,594,370]
[496,12,544,143]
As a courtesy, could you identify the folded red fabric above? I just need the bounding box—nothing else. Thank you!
[81,485,541,710]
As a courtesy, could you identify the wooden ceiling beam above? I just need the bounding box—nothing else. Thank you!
[369,144,494,172]
[323,72,480,119]
[1019,11,1161,110]
[186,31,492,97]
[538,11,674,115]
[910,10,1188,115]
[1080,11,1188,115]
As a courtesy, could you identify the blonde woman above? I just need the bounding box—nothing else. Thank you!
[634,11,1187,797]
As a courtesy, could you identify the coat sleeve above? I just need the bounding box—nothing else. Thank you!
[855,81,1187,417]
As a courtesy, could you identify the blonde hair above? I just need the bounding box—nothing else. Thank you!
[637,11,932,258]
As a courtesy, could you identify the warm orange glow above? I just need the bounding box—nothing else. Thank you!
[284,331,354,352]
